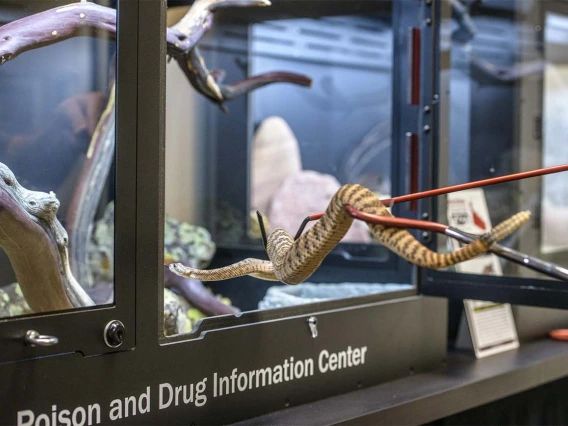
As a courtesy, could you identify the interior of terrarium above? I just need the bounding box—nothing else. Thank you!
[0,0,565,335]
[162,0,416,336]
[0,0,116,318]
[439,0,568,279]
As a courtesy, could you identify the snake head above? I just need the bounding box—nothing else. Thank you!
[168,262,191,277]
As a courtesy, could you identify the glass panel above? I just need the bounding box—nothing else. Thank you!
[440,0,568,279]
[164,0,408,337]
[0,1,116,317]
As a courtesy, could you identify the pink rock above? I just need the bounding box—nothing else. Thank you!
[267,171,372,243]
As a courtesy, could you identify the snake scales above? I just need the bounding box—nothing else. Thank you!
[169,184,530,285]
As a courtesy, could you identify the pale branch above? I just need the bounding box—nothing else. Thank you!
[0,0,311,312]
[66,85,116,289]
[168,0,271,57]
[0,2,203,64]
[0,179,72,312]
[0,163,94,310]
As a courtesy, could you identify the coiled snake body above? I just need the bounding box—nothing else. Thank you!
[170,184,530,284]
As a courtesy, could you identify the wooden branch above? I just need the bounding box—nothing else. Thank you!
[0,177,72,312]
[0,163,94,310]
[168,0,271,57]
[221,72,313,100]
[0,2,201,64]
[177,50,312,110]
[165,267,239,316]
[0,1,268,65]
[66,85,116,288]
[0,3,116,65]
[0,1,312,110]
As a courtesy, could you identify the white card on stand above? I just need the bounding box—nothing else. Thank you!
[448,189,519,358]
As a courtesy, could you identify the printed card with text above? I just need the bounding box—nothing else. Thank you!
[448,189,519,358]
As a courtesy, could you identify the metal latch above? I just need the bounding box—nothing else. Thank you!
[24,330,58,347]
[307,316,318,338]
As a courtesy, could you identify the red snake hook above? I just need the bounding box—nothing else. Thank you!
[292,164,568,239]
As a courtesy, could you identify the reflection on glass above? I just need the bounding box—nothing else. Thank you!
[443,0,568,279]
[164,1,404,336]
[0,1,116,318]
[543,12,568,254]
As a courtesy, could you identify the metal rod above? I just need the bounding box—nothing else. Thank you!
[256,210,268,249]
[343,205,448,233]
[382,163,568,205]
[445,227,568,282]
[345,205,568,282]
[326,205,568,281]
[294,164,568,236]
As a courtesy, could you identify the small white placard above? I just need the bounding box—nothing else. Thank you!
[448,189,519,358]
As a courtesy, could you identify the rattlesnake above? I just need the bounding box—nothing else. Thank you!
[170,184,530,285]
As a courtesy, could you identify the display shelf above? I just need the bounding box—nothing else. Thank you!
[234,339,568,425]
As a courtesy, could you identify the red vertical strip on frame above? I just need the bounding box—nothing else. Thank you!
[410,133,419,210]
[411,28,421,105]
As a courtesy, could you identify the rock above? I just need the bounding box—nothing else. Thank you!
[251,116,302,215]
[164,215,216,269]
[267,170,372,243]
[90,201,217,283]
[164,288,192,336]
[0,283,32,318]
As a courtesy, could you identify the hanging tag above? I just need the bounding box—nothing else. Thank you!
[448,189,519,358]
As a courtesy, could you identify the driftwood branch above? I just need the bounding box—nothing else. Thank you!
[0,163,94,310]
[0,163,77,312]
[0,2,190,63]
[0,0,312,109]
[168,0,271,57]
[0,3,116,65]
[0,189,71,312]
[221,72,313,100]
[66,85,116,287]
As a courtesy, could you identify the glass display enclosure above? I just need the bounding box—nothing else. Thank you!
[163,0,423,337]
[0,0,136,362]
[0,0,567,345]
[1,0,568,424]
[0,1,117,318]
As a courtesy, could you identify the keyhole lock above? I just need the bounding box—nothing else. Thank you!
[307,316,318,339]
[104,320,125,348]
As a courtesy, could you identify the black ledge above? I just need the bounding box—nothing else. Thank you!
[233,339,568,425]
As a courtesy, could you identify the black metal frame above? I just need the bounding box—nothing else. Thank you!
[0,2,451,425]
[0,0,137,363]
[1,0,567,424]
